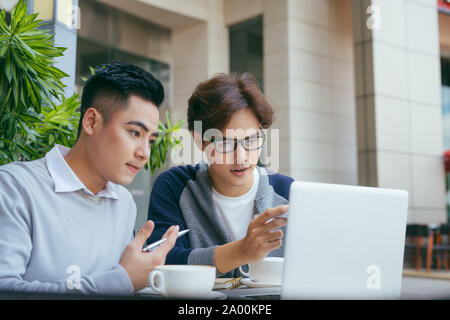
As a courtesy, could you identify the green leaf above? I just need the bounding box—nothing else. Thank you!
[48,134,55,146]
[11,0,27,32]
[4,53,13,82]
[0,9,7,29]
[153,142,161,168]
[160,141,166,164]
[18,14,39,33]
[10,48,26,70]
[16,37,36,58]
[6,116,16,140]
[16,112,42,125]
[20,33,53,43]
[165,111,173,131]
[155,135,163,146]
[12,79,19,109]
[2,87,12,107]
[0,42,9,57]
[16,141,35,159]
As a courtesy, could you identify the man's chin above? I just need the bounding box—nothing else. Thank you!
[111,174,136,186]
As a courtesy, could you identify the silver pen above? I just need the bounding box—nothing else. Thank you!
[142,229,189,252]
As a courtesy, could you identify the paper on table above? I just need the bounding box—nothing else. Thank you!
[214,278,243,290]
[214,278,232,290]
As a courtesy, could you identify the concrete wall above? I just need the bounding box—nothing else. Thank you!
[264,0,358,185]
[352,0,446,224]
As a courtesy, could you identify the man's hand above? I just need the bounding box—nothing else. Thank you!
[237,205,288,263]
[119,221,179,291]
[214,205,288,274]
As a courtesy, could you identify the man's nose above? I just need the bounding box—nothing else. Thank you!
[136,141,151,163]
[235,142,247,164]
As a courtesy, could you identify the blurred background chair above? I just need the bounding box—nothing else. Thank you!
[404,224,434,272]
[433,223,450,271]
[405,223,450,273]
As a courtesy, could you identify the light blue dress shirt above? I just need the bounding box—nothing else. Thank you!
[0,145,136,295]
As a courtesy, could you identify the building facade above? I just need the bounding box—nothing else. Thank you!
[3,0,448,228]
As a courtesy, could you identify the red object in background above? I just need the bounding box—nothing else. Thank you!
[444,150,450,173]
[438,0,450,14]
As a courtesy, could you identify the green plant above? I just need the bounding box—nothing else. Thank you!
[0,0,77,164]
[148,111,184,174]
[0,0,184,172]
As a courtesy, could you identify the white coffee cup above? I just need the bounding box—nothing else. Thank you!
[148,265,216,298]
[239,257,284,284]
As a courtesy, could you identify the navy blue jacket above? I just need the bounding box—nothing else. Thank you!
[147,163,294,277]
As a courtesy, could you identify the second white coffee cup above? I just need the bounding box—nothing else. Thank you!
[149,265,216,298]
[239,257,284,284]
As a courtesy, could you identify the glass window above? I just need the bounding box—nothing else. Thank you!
[5,11,11,24]
[230,16,267,167]
[75,0,171,107]
[75,37,170,107]
[229,16,263,91]
[112,48,170,107]
[75,37,109,86]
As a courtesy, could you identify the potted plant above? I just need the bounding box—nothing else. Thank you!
[0,0,183,173]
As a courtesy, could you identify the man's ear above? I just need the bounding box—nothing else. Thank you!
[82,108,103,136]
[192,130,206,151]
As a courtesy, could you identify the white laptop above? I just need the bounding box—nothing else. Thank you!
[280,181,409,299]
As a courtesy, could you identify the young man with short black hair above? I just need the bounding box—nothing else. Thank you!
[0,61,179,295]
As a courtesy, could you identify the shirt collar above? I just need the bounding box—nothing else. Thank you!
[45,144,118,199]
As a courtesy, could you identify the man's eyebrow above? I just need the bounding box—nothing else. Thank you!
[223,132,261,140]
[126,121,149,132]
[126,121,158,137]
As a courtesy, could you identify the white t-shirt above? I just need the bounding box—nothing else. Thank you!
[212,169,259,241]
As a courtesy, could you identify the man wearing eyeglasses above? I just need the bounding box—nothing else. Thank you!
[146,73,294,278]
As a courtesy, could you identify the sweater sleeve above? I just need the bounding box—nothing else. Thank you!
[147,170,194,264]
[0,170,135,296]
[268,170,295,201]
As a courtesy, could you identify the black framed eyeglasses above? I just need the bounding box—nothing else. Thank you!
[209,129,266,153]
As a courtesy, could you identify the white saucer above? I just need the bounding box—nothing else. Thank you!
[136,287,226,300]
[240,278,281,288]
[206,291,227,300]
[137,286,158,295]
